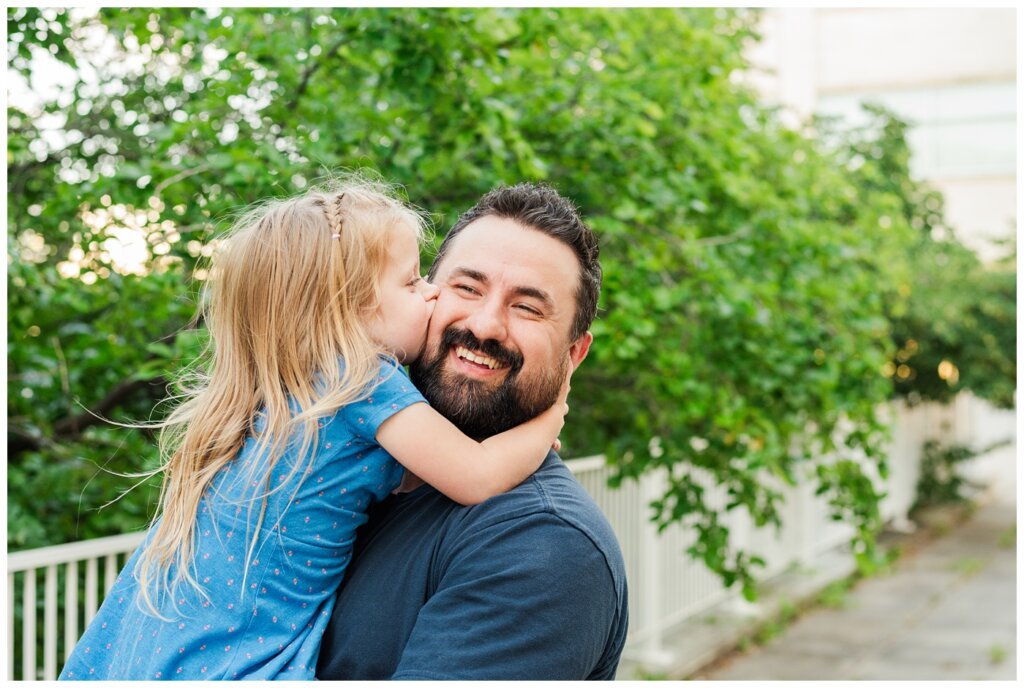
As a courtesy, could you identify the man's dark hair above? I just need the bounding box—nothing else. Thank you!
[432,183,601,341]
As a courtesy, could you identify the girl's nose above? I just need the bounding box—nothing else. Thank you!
[420,280,440,301]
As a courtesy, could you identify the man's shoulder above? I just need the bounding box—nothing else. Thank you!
[460,453,602,519]
[444,453,626,580]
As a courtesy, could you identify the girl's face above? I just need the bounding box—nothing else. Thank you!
[365,226,440,364]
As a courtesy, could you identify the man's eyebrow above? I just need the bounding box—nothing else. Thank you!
[511,285,553,308]
[450,267,488,283]
[449,267,554,308]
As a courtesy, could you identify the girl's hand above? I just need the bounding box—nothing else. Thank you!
[556,357,573,409]
[548,354,574,450]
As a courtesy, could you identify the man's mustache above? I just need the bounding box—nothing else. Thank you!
[440,327,524,373]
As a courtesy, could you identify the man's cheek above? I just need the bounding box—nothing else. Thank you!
[424,323,448,358]
[422,316,440,355]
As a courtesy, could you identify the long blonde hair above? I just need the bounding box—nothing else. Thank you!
[136,175,426,615]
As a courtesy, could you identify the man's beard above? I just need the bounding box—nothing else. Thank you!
[410,326,567,440]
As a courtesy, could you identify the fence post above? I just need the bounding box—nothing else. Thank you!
[635,470,675,669]
[84,559,98,626]
[64,561,78,663]
[22,569,35,681]
[795,478,817,568]
[722,493,760,617]
[7,573,14,680]
[43,565,57,680]
[954,392,973,446]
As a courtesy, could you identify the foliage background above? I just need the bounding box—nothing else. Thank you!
[7,7,1015,595]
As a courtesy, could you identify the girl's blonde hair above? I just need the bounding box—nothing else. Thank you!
[136,174,426,616]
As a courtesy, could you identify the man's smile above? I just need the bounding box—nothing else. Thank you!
[431,326,523,383]
[449,346,510,379]
[454,346,507,371]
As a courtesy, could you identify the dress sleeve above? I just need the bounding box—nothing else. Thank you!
[341,358,426,444]
[391,513,628,680]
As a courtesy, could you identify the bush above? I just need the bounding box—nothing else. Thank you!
[819,105,1016,410]
[912,441,981,510]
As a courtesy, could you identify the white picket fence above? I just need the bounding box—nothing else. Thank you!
[6,394,1014,680]
[7,534,144,681]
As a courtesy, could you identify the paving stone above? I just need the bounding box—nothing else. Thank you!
[779,609,893,651]
[850,653,1014,681]
[706,649,851,681]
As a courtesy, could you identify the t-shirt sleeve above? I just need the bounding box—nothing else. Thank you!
[342,358,427,443]
[391,513,627,680]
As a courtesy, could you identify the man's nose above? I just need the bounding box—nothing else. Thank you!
[463,298,507,342]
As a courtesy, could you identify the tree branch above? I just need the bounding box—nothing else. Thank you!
[288,36,348,112]
[53,376,166,437]
[8,426,48,454]
[691,225,753,248]
[153,163,212,197]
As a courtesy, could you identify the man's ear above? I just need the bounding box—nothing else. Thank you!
[568,331,593,370]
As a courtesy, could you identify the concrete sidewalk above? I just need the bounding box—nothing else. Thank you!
[692,444,1017,681]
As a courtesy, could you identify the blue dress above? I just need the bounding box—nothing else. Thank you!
[59,359,424,680]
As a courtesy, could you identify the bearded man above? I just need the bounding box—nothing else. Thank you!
[317,183,629,680]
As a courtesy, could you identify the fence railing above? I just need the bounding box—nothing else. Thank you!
[7,394,1012,679]
[7,533,145,681]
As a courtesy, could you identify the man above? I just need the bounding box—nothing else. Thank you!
[316,183,629,680]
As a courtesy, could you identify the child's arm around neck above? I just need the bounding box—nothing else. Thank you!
[374,365,571,505]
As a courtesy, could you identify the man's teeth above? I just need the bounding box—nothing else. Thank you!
[455,346,500,370]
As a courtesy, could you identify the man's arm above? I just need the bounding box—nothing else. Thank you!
[391,513,628,680]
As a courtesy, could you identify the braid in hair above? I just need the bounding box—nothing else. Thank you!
[323,192,345,239]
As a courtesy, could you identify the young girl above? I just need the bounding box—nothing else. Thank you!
[59,178,570,680]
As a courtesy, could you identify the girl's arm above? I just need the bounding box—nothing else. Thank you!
[375,368,571,505]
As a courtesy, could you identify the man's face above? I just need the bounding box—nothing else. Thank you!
[410,216,592,439]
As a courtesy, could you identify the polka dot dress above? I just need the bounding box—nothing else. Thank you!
[60,359,423,680]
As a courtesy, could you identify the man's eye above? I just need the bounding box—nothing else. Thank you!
[515,304,542,316]
[454,284,479,296]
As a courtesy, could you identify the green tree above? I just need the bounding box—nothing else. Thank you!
[820,105,1016,409]
[8,8,1013,597]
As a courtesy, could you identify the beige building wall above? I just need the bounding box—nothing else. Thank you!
[746,8,1016,262]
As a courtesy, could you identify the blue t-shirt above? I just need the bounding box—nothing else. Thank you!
[59,359,424,680]
[316,451,629,680]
